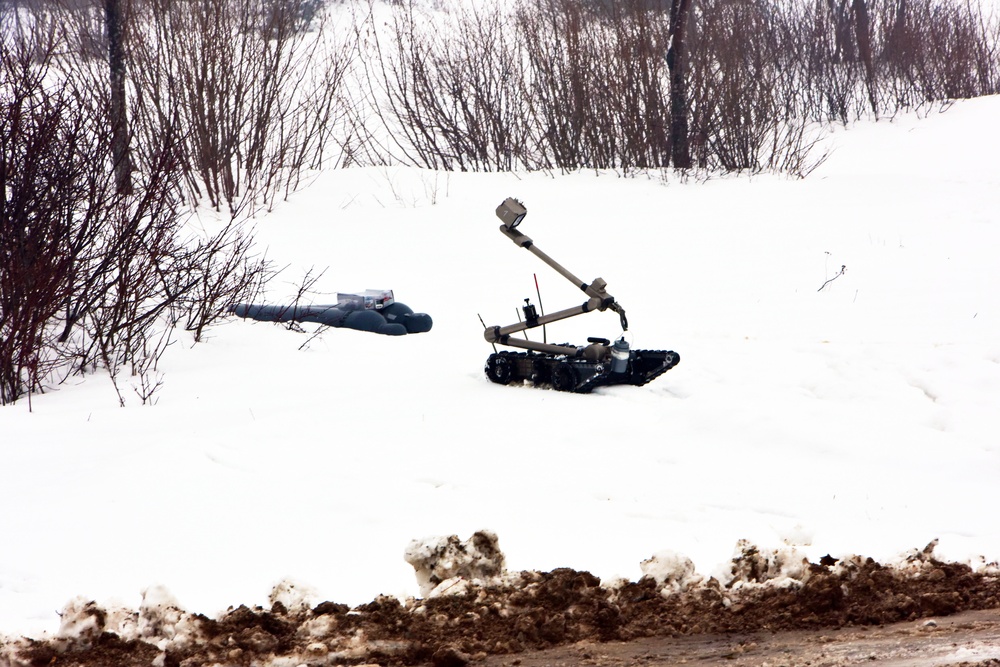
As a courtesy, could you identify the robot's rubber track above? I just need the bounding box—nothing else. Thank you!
[630,349,681,387]
[485,348,679,393]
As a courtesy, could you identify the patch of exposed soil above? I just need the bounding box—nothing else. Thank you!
[482,609,1000,667]
[4,551,1000,667]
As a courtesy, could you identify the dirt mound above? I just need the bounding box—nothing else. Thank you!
[3,540,999,667]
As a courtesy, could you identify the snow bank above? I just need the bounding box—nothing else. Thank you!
[719,539,813,590]
[638,550,705,594]
[403,530,506,598]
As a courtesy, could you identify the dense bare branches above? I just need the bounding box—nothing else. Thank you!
[0,30,72,403]
[178,220,277,344]
[127,0,355,217]
[1,22,186,405]
[359,0,998,173]
[879,0,999,109]
[1,10,277,406]
[360,0,531,171]
[515,0,674,171]
[515,0,595,170]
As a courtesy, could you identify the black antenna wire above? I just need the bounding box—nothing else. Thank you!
[534,273,547,344]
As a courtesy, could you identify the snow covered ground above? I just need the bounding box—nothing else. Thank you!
[1,96,998,640]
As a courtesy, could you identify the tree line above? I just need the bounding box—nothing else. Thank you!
[357,0,998,173]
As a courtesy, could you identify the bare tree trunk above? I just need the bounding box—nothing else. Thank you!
[668,0,692,168]
[852,0,879,116]
[106,0,133,194]
[826,0,855,62]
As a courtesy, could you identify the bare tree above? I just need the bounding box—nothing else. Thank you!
[852,0,879,116]
[667,0,693,167]
[105,0,132,194]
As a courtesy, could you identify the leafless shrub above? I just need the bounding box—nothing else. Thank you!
[603,0,674,170]
[361,0,837,174]
[179,221,278,343]
[288,267,332,349]
[514,0,597,170]
[0,31,68,404]
[127,0,355,217]
[765,2,839,123]
[686,0,774,170]
[54,117,188,392]
[359,0,532,171]
[772,0,1000,121]
[284,266,327,333]
[131,363,165,406]
[2,13,277,406]
[361,0,996,174]
[520,0,673,171]
[360,0,667,171]
[1,22,183,405]
[879,0,999,110]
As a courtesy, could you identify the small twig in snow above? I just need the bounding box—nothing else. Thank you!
[818,265,847,292]
[298,325,330,351]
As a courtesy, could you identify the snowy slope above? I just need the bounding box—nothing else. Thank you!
[1,96,998,640]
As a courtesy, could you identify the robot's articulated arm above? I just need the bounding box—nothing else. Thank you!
[485,198,627,354]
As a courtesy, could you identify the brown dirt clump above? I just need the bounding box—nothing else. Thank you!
[13,633,160,667]
[5,551,999,667]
